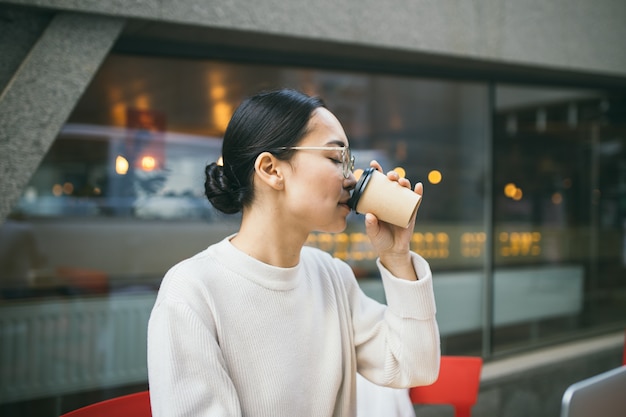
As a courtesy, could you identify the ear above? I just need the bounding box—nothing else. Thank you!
[254,152,285,190]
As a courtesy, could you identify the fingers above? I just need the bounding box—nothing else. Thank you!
[364,213,381,239]
[414,181,423,196]
[369,160,383,172]
[365,212,378,228]
[386,169,413,190]
[387,170,400,180]
[369,160,423,194]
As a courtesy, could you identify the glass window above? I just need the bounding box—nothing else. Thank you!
[1,54,490,412]
[22,51,626,414]
[493,85,626,352]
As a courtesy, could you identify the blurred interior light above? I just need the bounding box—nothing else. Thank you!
[393,167,406,178]
[217,156,224,166]
[111,103,126,126]
[134,94,150,110]
[504,182,524,200]
[116,155,129,175]
[213,102,232,134]
[210,85,227,100]
[140,155,157,171]
[552,192,563,205]
[52,184,63,197]
[427,170,442,185]
[62,182,74,195]
[504,183,517,198]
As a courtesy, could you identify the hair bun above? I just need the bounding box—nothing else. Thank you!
[204,162,244,214]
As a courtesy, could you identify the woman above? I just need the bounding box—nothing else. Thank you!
[147,88,440,417]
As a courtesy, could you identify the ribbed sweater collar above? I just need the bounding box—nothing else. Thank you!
[210,235,303,291]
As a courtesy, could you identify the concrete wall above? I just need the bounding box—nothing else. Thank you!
[2,0,626,76]
[2,0,626,220]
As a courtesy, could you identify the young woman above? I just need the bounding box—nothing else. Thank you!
[147,88,440,417]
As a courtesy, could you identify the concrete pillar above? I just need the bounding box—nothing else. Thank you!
[0,11,125,222]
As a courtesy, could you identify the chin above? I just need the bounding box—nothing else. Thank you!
[314,219,348,233]
[319,219,348,234]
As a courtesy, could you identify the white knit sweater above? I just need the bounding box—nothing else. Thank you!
[147,236,439,417]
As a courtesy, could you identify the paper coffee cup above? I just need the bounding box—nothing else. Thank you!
[348,167,421,228]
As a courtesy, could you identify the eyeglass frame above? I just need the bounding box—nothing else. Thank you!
[274,146,355,178]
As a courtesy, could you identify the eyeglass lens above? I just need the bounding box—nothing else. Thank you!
[343,148,355,178]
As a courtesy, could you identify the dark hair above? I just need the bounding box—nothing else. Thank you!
[204,88,325,214]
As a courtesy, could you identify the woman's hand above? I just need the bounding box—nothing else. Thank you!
[364,160,423,281]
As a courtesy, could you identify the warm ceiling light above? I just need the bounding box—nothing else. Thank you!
[393,167,406,178]
[116,155,129,175]
[140,155,157,171]
[428,170,442,185]
[504,183,517,198]
[52,184,63,197]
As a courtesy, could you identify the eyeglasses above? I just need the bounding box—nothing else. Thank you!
[276,146,355,178]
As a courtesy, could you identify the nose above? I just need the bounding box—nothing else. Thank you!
[343,172,357,191]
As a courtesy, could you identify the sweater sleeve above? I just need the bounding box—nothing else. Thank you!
[352,252,440,388]
[147,292,241,416]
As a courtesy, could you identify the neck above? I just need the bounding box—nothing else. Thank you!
[230,206,309,268]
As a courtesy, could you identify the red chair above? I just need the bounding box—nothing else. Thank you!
[409,356,483,417]
[61,390,151,417]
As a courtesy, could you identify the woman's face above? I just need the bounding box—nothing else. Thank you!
[281,107,357,234]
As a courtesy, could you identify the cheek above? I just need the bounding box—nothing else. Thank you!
[288,159,344,204]
[293,175,342,206]
[311,176,343,201]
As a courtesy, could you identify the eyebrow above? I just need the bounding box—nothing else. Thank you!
[325,139,348,147]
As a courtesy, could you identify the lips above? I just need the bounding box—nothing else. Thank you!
[338,200,352,213]
[339,192,352,205]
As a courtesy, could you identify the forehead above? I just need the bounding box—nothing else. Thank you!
[301,108,349,147]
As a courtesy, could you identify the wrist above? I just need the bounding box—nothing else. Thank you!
[379,252,417,281]
[379,250,411,265]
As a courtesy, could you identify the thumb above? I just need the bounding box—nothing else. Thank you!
[364,213,380,236]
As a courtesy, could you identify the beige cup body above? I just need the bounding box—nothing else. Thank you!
[355,169,421,228]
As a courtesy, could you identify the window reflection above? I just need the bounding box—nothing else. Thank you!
[493,85,626,352]
[2,53,625,412]
[15,124,222,220]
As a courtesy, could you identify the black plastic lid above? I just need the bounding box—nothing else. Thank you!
[347,167,375,212]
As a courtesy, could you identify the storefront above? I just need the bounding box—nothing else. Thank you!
[1,2,625,416]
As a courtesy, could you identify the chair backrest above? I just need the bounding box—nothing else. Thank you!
[60,390,151,417]
[409,356,483,417]
[560,365,626,417]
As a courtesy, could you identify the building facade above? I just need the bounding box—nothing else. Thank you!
[1,1,625,416]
